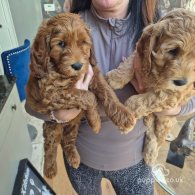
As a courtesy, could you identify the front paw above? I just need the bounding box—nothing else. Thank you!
[66,149,81,169]
[125,97,150,119]
[88,114,101,134]
[106,71,123,90]
[44,161,57,178]
[92,120,101,134]
[111,107,136,134]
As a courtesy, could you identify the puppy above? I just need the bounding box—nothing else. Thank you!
[26,13,135,178]
[106,9,195,165]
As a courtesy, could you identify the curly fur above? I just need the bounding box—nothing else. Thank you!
[106,9,195,165]
[26,13,135,178]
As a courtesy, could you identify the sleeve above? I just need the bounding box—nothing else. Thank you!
[25,102,50,121]
[177,96,195,116]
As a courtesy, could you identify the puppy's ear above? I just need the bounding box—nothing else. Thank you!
[136,23,162,75]
[89,47,97,67]
[84,26,96,68]
[30,20,51,78]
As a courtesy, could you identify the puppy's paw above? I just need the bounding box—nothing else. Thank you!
[106,72,123,90]
[111,107,136,134]
[89,115,101,134]
[44,161,57,178]
[92,121,101,134]
[67,149,81,169]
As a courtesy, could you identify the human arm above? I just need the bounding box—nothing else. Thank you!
[155,96,195,117]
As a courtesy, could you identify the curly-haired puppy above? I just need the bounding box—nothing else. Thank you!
[26,13,135,178]
[106,9,195,165]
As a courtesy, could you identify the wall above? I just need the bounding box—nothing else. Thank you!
[8,0,43,45]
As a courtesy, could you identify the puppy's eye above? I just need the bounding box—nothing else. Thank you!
[168,47,180,57]
[78,40,88,46]
[58,41,66,48]
[82,40,88,44]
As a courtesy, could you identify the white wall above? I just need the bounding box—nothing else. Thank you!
[0,0,18,75]
[8,0,43,45]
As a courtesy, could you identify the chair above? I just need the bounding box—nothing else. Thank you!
[1,39,31,101]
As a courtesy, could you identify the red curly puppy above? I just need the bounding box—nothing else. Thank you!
[26,13,135,178]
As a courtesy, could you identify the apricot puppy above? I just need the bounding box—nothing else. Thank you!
[106,9,195,165]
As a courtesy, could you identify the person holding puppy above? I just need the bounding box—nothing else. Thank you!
[26,0,195,194]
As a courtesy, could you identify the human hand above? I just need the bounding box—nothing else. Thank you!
[75,64,94,90]
[154,105,181,116]
[52,65,94,122]
[131,52,145,93]
[52,108,81,122]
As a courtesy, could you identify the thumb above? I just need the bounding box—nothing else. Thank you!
[75,73,85,89]
[83,65,93,86]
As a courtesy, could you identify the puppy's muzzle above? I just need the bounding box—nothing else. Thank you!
[173,79,187,86]
[71,62,83,70]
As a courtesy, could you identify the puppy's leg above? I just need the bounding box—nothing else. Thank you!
[84,101,101,134]
[90,67,136,133]
[155,115,174,147]
[44,89,101,133]
[43,122,63,178]
[71,90,101,133]
[144,115,174,165]
[143,114,158,166]
[125,90,179,119]
[106,55,134,89]
[62,121,80,168]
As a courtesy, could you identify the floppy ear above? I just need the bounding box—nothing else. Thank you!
[136,23,162,75]
[89,47,97,67]
[86,28,97,67]
[30,20,51,78]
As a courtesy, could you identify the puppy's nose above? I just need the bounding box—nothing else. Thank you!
[71,63,83,70]
[173,79,187,86]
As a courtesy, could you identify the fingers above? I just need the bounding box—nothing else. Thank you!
[75,64,94,90]
[75,73,85,89]
[83,65,93,86]
[53,108,81,122]
[154,105,181,116]
[122,56,127,62]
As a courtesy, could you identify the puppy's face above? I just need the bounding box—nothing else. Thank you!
[49,15,92,78]
[31,13,92,79]
[137,9,195,91]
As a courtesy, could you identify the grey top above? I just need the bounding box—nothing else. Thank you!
[76,8,144,171]
[25,7,195,171]
[76,7,195,170]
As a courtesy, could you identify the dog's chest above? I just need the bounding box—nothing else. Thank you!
[38,73,75,98]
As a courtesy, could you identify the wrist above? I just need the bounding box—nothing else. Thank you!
[154,106,182,116]
[50,110,68,123]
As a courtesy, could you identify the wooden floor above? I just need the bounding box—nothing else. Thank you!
[154,114,195,195]
[45,146,117,195]
[45,115,195,195]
